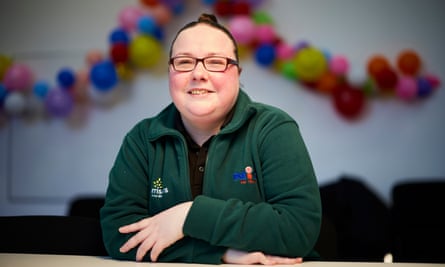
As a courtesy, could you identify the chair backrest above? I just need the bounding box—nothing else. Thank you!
[68,196,105,219]
[0,215,107,256]
[390,180,445,263]
[318,176,390,261]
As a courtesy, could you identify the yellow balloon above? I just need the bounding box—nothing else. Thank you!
[130,35,162,69]
[293,47,327,82]
[0,54,13,80]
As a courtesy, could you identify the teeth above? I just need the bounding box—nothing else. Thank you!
[189,89,208,95]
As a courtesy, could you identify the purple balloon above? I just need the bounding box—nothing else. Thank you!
[45,88,73,117]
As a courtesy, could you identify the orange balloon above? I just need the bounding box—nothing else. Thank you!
[367,55,390,77]
[316,72,341,94]
[397,50,421,76]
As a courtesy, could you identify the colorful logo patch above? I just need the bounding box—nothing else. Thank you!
[151,177,169,198]
[233,166,257,184]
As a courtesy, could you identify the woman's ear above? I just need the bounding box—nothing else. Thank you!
[238,67,243,75]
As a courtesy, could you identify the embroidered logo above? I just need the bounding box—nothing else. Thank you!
[151,177,169,198]
[233,166,257,184]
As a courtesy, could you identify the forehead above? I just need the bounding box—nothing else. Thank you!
[172,24,235,56]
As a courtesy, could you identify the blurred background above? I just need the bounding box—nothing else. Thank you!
[0,0,444,217]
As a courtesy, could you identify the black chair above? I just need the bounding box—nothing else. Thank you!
[390,180,445,263]
[68,196,105,219]
[0,215,107,256]
[318,176,390,261]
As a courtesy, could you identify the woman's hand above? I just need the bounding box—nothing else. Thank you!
[222,249,303,265]
[119,201,192,262]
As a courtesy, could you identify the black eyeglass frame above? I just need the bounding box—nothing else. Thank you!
[169,56,239,72]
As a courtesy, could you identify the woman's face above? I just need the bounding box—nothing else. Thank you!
[169,24,240,127]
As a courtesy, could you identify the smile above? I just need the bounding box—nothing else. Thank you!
[188,89,212,95]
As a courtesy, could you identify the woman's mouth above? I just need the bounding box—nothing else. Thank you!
[188,89,211,95]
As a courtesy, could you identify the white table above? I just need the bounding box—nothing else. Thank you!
[0,253,442,267]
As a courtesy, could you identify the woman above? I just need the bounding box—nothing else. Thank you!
[100,13,321,264]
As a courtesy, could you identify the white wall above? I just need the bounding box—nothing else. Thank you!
[1,0,444,215]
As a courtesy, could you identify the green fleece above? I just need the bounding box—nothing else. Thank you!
[100,90,321,263]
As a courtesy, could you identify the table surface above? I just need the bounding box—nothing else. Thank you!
[1,253,443,267]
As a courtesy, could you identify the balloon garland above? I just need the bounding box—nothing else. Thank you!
[0,0,441,125]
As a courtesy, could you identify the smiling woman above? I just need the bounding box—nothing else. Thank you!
[99,13,322,264]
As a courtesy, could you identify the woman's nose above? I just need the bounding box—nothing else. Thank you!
[192,61,208,79]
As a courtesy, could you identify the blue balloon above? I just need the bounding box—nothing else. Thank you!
[57,68,75,88]
[255,44,276,67]
[138,15,157,35]
[109,28,130,44]
[417,77,433,98]
[0,83,8,103]
[45,88,73,117]
[33,80,50,99]
[90,61,118,91]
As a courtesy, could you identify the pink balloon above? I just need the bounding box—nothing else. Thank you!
[329,55,349,75]
[276,43,295,60]
[228,16,256,45]
[118,6,144,32]
[256,24,276,44]
[3,63,34,91]
[396,76,417,101]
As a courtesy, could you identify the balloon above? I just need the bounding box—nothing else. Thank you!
[109,28,130,44]
[329,55,349,76]
[424,74,441,89]
[374,67,398,91]
[214,1,231,16]
[255,24,276,44]
[57,68,76,88]
[231,1,251,15]
[396,76,417,101]
[33,80,50,99]
[276,42,295,60]
[90,61,118,91]
[252,10,273,24]
[0,54,13,80]
[397,50,421,76]
[86,49,105,66]
[417,76,433,98]
[294,47,327,82]
[110,42,129,64]
[0,83,7,102]
[4,92,26,115]
[140,0,159,7]
[129,35,162,68]
[72,68,90,103]
[367,55,390,77]
[316,72,340,94]
[138,15,157,35]
[118,6,144,32]
[45,88,74,117]
[280,61,298,80]
[228,16,256,45]
[254,44,276,66]
[333,84,366,119]
[3,63,34,91]
[151,4,172,25]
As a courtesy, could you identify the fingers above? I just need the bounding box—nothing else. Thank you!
[119,218,150,234]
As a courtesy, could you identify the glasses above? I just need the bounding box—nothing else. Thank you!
[169,56,238,72]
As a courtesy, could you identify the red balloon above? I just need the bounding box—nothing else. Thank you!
[231,2,251,15]
[110,42,129,64]
[214,1,232,17]
[374,67,398,91]
[333,84,366,119]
